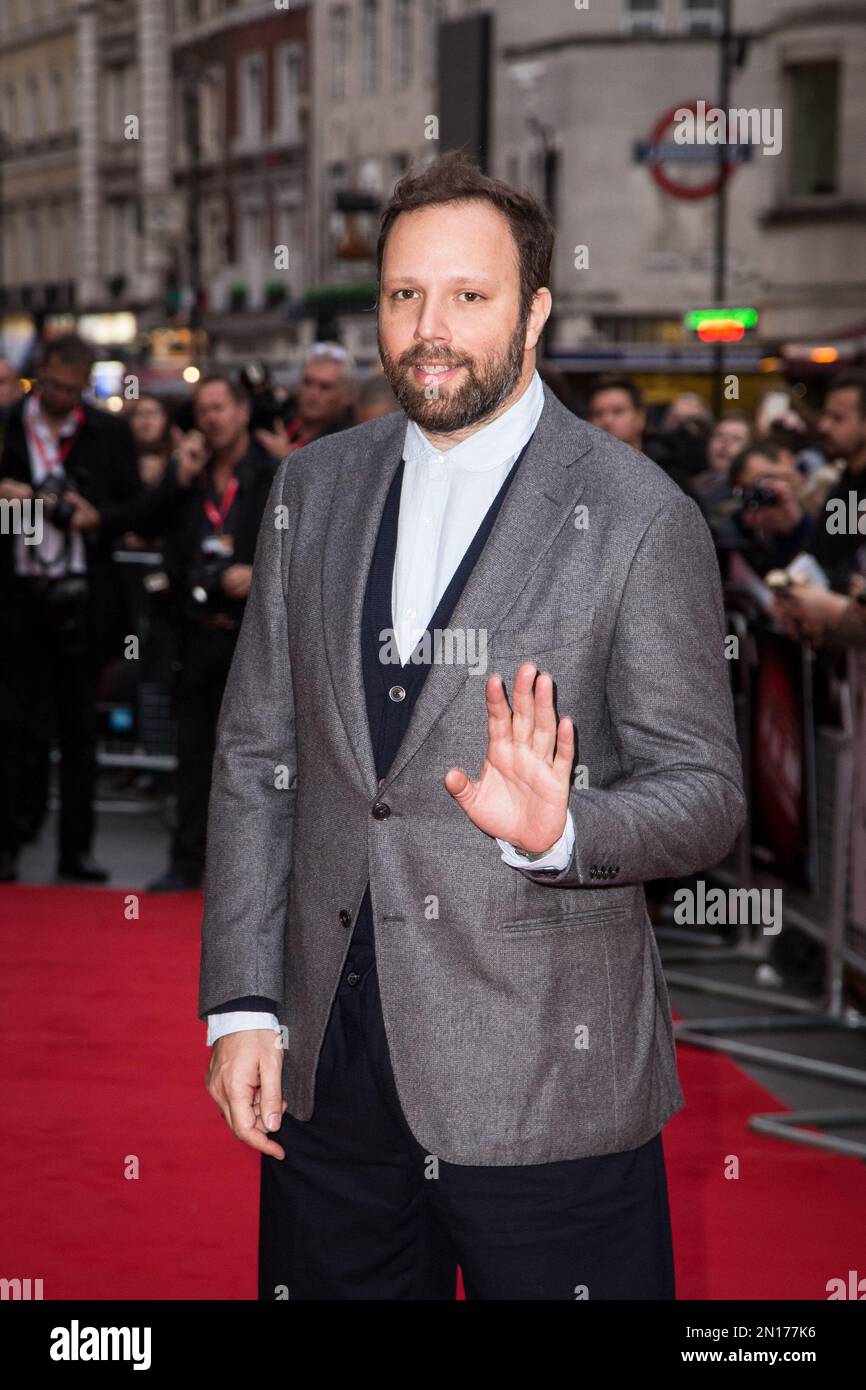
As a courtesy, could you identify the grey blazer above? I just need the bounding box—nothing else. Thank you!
[198,383,746,1165]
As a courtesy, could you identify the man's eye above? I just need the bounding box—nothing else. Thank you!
[392,290,416,300]
[459,292,483,302]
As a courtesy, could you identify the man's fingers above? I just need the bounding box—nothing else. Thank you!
[226,1087,285,1158]
[553,715,575,783]
[509,662,538,744]
[530,671,558,761]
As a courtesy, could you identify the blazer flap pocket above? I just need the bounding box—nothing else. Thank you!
[497,904,628,932]
[491,614,588,658]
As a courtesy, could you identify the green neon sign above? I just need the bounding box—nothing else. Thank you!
[684,307,759,330]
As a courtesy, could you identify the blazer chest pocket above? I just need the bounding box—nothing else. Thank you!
[494,904,629,933]
[491,614,588,659]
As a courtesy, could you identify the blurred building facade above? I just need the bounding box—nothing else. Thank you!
[0,0,864,397]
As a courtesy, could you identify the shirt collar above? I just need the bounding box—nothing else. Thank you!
[26,389,82,439]
[402,368,545,474]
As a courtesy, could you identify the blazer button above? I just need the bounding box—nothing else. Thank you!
[372,802,391,819]
[388,685,406,702]
[338,909,351,928]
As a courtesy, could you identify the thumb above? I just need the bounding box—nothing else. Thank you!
[444,767,473,803]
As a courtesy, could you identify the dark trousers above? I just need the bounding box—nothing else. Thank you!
[170,622,237,880]
[0,578,98,863]
[259,911,677,1301]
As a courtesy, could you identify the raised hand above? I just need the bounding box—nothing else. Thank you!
[444,661,573,853]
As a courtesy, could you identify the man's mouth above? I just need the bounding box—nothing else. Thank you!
[411,362,463,382]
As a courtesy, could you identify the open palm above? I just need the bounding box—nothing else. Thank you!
[444,661,573,853]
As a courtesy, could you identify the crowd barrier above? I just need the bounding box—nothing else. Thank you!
[662,601,866,1157]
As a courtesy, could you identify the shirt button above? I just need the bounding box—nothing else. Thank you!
[346,972,360,987]
[389,685,406,701]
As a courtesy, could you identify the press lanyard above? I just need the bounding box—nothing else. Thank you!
[202,475,239,531]
[25,402,85,479]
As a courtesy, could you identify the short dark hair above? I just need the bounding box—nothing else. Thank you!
[587,375,645,413]
[39,333,94,374]
[193,373,248,406]
[825,369,866,416]
[729,441,783,490]
[376,150,555,325]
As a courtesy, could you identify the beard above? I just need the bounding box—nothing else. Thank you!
[377,304,529,434]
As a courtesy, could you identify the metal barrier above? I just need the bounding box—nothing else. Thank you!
[661,605,866,1157]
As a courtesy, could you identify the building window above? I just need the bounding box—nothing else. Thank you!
[329,6,349,103]
[622,0,662,34]
[681,0,721,35]
[787,61,839,198]
[394,0,413,90]
[2,83,17,139]
[360,0,379,97]
[425,0,446,84]
[239,52,264,145]
[239,202,265,261]
[23,74,39,140]
[199,68,224,160]
[275,42,303,142]
[47,69,63,134]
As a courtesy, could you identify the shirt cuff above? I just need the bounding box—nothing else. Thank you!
[496,808,575,872]
[206,1011,281,1046]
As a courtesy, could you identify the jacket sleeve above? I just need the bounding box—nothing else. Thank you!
[518,491,746,889]
[198,456,297,1017]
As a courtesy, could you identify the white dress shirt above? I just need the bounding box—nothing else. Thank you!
[207,369,575,1044]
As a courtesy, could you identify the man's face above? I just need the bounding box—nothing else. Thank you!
[587,388,645,450]
[377,200,540,435]
[297,359,351,425]
[194,382,249,454]
[818,387,866,462]
[0,360,21,408]
[38,356,89,419]
[708,419,751,473]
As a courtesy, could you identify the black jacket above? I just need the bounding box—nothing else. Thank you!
[0,395,142,657]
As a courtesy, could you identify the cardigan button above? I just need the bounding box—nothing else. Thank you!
[372,802,391,819]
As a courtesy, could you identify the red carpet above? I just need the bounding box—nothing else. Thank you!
[1,884,862,1300]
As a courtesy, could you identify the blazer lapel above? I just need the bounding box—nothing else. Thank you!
[321,384,595,795]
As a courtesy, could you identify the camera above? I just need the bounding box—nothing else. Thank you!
[737,481,781,515]
[188,558,232,610]
[34,471,77,531]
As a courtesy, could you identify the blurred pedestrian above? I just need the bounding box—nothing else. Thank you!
[807,370,866,590]
[143,375,277,892]
[255,342,356,459]
[353,371,399,424]
[586,374,645,451]
[0,334,141,882]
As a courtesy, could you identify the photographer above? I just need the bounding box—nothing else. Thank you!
[0,334,141,882]
[142,375,277,892]
[711,441,815,576]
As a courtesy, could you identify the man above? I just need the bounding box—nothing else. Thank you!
[712,442,814,576]
[689,410,753,514]
[353,371,400,424]
[0,334,140,882]
[254,342,356,459]
[200,153,745,1300]
[585,374,645,451]
[145,376,276,892]
[0,356,23,418]
[806,370,866,590]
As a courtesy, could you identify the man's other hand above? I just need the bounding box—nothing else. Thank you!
[206,1028,288,1159]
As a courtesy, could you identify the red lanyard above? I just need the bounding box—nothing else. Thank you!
[25,402,85,477]
[202,475,239,531]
